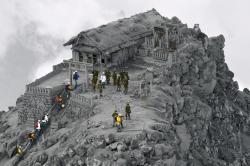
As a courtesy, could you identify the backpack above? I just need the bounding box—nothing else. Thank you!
[73,73,79,80]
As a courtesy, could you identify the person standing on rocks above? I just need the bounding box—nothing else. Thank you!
[105,70,111,85]
[112,110,118,127]
[92,75,98,91]
[72,71,80,89]
[112,71,117,86]
[35,120,41,136]
[125,103,131,120]
[117,74,121,92]
[28,131,36,143]
[97,80,103,97]
[100,72,107,89]
[123,75,129,94]
[65,82,73,98]
[116,113,123,132]
[120,71,125,84]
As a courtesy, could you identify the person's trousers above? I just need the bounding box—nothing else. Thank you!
[126,113,130,120]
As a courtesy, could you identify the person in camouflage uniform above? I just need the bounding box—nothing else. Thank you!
[123,75,129,94]
[97,80,103,97]
[112,110,118,127]
[92,75,98,91]
[105,70,111,85]
[112,71,117,86]
[93,70,99,77]
[119,71,125,84]
[125,103,131,120]
[117,75,121,92]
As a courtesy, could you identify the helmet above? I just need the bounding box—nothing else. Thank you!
[102,72,105,74]
[67,82,70,85]
[38,120,40,122]
[118,113,122,116]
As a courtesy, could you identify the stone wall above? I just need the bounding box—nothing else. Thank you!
[63,92,93,120]
[18,84,65,125]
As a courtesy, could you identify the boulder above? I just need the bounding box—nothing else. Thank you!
[116,158,127,166]
[36,152,48,165]
[75,144,87,157]
[218,147,237,163]
[130,150,146,166]
[105,133,115,145]
[140,144,153,155]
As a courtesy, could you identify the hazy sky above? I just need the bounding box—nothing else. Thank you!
[0,0,250,111]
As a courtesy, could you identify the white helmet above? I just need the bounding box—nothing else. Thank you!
[118,113,122,116]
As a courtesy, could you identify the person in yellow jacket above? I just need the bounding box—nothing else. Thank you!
[16,145,23,156]
[116,114,123,132]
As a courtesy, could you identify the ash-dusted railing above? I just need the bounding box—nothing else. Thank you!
[70,92,92,106]
[26,84,65,96]
[26,85,52,95]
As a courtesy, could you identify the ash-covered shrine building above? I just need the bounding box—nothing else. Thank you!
[64,9,187,69]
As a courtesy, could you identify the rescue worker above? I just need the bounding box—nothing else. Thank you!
[117,75,121,92]
[120,71,125,84]
[123,75,129,94]
[16,145,23,156]
[125,103,131,120]
[65,82,73,98]
[92,75,98,91]
[55,95,63,112]
[93,70,99,77]
[116,114,123,132]
[28,131,36,143]
[44,113,49,123]
[12,145,23,157]
[125,72,129,81]
[105,70,111,85]
[97,80,103,97]
[73,71,80,89]
[41,117,47,130]
[112,71,117,86]
[112,110,118,127]
[35,120,41,136]
[100,72,107,89]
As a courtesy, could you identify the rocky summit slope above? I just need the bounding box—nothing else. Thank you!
[1,26,250,166]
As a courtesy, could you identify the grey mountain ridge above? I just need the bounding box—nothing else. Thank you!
[1,9,250,166]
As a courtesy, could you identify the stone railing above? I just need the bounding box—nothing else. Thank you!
[70,92,92,106]
[26,85,52,95]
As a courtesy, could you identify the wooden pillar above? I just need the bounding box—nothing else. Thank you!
[85,65,88,90]
[68,62,73,85]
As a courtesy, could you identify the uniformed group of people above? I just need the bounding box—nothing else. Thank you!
[91,69,130,96]
[112,103,131,132]
[112,71,129,94]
